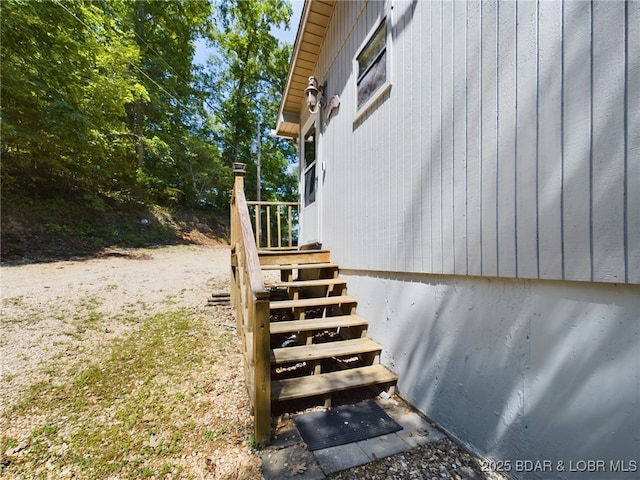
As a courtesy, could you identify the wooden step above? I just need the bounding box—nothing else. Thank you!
[268,278,347,289]
[271,337,381,364]
[271,364,397,402]
[270,295,357,310]
[261,262,339,271]
[270,314,368,335]
[259,250,331,266]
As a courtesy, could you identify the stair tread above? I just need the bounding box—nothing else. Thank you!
[271,364,397,402]
[259,250,332,266]
[268,278,347,288]
[272,337,381,364]
[270,314,368,335]
[261,262,339,271]
[270,295,357,310]
[259,249,329,256]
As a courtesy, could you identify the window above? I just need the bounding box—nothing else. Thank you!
[302,127,316,206]
[356,19,388,111]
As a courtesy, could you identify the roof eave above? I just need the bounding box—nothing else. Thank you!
[275,0,336,138]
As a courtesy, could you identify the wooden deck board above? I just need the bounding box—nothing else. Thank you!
[271,338,380,364]
[267,278,347,289]
[271,364,397,402]
[261,262,339,271]
[270,295,357,310]
[270,314,368,335]
[258,250,331,265]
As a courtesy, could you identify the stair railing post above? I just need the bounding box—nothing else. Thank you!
[231,163,246,249]
[230,163,246,317]
[230,161,271,446]
[253,292,271,444]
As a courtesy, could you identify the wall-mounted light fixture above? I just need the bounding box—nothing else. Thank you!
[304,76,324,114]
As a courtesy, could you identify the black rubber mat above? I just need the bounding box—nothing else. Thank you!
[294,400,402,451]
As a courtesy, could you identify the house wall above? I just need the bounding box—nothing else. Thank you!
[344,270,639,479]
[303,0,639,477]
[314,0,639,284]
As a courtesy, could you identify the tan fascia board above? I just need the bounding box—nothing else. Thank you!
[275,0,315,138]
[271,112,301,140]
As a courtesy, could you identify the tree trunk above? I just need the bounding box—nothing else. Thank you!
[135,0,145,167]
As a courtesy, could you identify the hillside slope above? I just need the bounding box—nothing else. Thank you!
[1,194,228,263]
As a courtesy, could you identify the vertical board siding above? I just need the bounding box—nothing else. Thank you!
[480,1,499,277]
[591,1,626,283]
[409,1,423,274]
[515,0,539,279]
[562,1,592,281]
[316,0,636,284]
[395,2,409,272]
[420,0,433,273]
[431,0,444,274]
[382,78,392,272]
[453,0,468,275]
[466,0,483,276]
[497,0,517,278]
[537,0,563,280]
[629,1,640,284]
[441,1,455,275]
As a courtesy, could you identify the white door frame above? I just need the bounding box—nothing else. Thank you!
[299,114,321,246]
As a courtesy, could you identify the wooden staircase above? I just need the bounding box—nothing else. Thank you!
[259,249,397,407]
[230,163,396,445]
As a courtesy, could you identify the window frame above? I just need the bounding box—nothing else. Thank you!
[354,14,392,121]
[301,125,317,208]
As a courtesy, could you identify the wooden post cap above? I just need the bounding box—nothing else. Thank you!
[233,163,246,175]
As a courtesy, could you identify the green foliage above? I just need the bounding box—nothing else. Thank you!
[1,0,298,239]
[1,0,145,195]
[128,0,231,208]
[207,0,298,202]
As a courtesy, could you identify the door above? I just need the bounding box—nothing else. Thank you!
[299,117,320,245]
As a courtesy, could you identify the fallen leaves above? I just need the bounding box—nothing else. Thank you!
[205,455,216,473]
[289,462,307,476]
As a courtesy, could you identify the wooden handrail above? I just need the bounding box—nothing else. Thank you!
[247,201,299,206]
[230,163,271,445]
[247,201,299,250]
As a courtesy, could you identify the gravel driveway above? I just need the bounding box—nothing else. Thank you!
[1,245,231,411]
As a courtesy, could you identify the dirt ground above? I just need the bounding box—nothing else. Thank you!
[1,245,231,411]
[1,244,267,479]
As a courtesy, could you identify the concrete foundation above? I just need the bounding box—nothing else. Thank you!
[343,270,640,479]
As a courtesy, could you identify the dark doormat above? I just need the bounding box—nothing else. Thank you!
[294,400,402,451]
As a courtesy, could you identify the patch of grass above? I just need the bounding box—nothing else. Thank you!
[2,296,25,307]
[2,437,18,450]
[204,426,227,441]
[2,308,252,478]
[63,296,106,337]
[161,294,178,306]
[247,434,265,452]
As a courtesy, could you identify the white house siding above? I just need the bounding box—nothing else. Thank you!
[302,0,639,477]
[314,0,638,284]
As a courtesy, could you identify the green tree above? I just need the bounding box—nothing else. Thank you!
[208,0,297,202]
[127,0,230,207]
[1,0,294,213]
[1,0,146,196]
